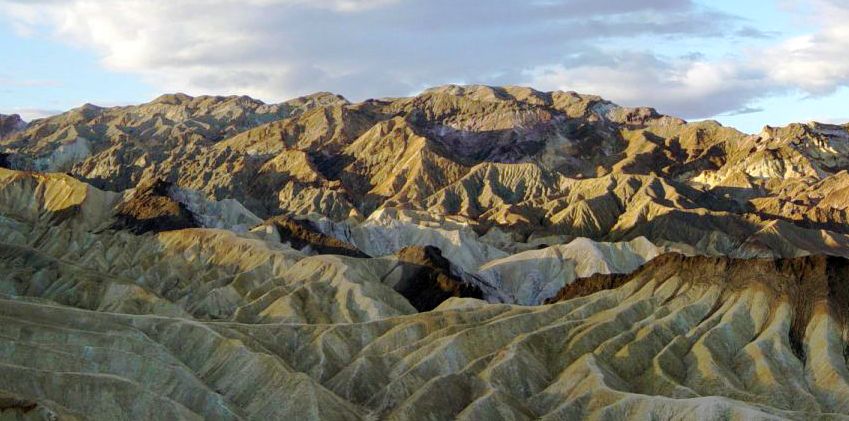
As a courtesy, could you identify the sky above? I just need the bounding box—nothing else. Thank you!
[1,0,848,133]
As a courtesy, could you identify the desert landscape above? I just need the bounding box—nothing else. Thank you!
[2,85,849,419]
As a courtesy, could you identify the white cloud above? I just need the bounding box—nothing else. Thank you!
[762,0,849,94]
[0,0,753,102]
[817,117,849,125]
[526,0,849,118]
[1,108,62,122]
[524,53,774,118]
[2,0,848,119]
[0,76,61,88]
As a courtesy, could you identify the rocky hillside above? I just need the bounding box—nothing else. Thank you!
[2,85,849,419]
[5,85,849,258]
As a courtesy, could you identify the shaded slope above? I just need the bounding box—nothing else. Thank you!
[262,215,368,257]
[110,179,199,234]
[390,245,483,311]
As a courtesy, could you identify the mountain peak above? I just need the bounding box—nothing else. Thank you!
[0,114,26,138]
[152,92,195,104]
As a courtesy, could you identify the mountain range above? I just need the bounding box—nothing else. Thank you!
[2,85,849,419]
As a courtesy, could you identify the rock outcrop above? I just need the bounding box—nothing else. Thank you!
[0,113,25,138]
[548,252,849,361]
[111,179,199,234]
[262,215,369,257]
[390,245,483,311]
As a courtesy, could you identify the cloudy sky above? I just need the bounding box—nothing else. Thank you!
[1,0,848,132]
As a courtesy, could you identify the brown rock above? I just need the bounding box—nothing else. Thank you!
[111,179,199,234]
[393,245,483,311]
[267,215,368,257]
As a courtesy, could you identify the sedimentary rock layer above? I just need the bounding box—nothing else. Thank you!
[3,85,849,419]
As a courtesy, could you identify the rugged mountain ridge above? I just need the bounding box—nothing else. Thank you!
[4,85,849,258]
[3,85,849,419]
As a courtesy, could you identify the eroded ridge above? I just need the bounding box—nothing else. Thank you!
[4,245,849,418]
[4,86,849,419]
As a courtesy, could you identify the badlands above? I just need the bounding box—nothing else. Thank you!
[2,85,849,419]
